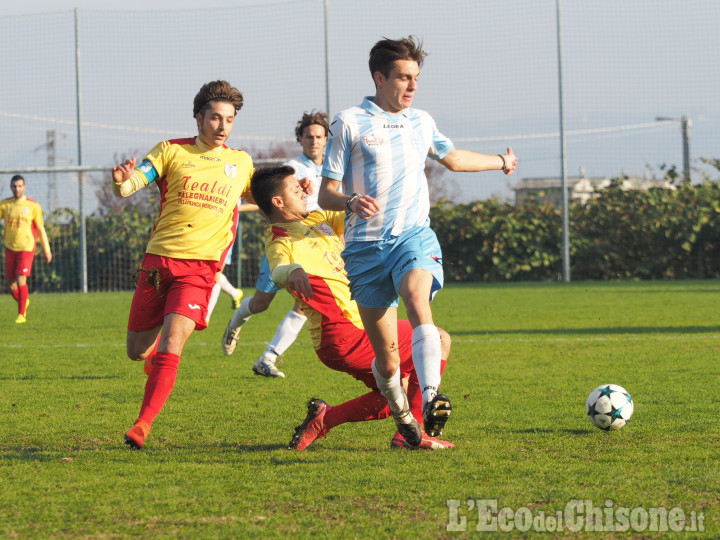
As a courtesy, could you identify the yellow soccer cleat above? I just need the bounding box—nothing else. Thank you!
[15,314,26,324]
[231,289,244,310]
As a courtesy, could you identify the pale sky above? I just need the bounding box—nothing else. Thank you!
[4,0,719,206]
[5,0,248,15]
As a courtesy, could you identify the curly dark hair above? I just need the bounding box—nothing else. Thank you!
[192,80,244,117]
[294,110,330,142]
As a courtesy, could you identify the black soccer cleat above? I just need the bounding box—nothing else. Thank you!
[392,407,422,448]
[423,393,452,437]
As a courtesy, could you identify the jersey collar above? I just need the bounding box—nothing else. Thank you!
[297,152,322,170]
[195,136,225,153]
[362,96,408,121]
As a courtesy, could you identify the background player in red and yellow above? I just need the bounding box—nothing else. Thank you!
[111,80,253,449]
[240,165,453,450]
[0,175,52,324]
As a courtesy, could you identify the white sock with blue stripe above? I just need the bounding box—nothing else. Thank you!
[412,324,442,406]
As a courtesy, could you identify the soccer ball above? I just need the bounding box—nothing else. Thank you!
[586,384,633,431]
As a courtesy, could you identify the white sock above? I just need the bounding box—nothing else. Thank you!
[205,283,221,322]
[371,358,407,416]
[265,309,307,357]
[412,324,442,406]
[229,296,254,328]
[218,272,239,297]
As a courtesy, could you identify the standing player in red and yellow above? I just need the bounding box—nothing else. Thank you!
[112,80,254,449]
[242,165,454,450]
[0,175,53,324]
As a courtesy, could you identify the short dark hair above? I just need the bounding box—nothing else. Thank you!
[10,174,24,186]
[250,165,297,217]
[192,80,244,117]
[368,36,427,79]
[294,110,330,142]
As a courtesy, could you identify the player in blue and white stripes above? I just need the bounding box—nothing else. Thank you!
[223,111,332,378]
[319,36,517,448]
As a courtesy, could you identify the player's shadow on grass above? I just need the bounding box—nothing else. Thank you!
[453,325,718,336]
[0,374,122,381]
[513,428,592,435]
[3,448,58,462]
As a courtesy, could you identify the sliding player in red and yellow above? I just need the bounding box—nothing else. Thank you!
[244,165,453,450]
[112,80,253,449]
[0,175,52,324]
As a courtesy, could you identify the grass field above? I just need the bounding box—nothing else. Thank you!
[1,280,718,538]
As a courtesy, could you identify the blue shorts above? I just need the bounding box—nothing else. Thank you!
[255,254,280,294]
[342,226,444,309]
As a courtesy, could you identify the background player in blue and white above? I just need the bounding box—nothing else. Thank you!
[318,36,518,447]
[223,111,334,378]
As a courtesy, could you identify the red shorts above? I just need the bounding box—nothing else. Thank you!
[315,319,416,389]
[5,249,34,281]
[127,253,219,332]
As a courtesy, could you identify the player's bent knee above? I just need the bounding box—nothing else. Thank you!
[438,327,452,359]
[249,295,273,314]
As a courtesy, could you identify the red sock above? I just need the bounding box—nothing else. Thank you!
[323,390,390,431]
[10,288,19,303]
[408,359,448,425]
[137,352,180,426]
[17,285,28,316]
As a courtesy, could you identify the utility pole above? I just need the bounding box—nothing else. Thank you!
[656,115,692,183]
[680,115,691,183]
[33,130,65,211]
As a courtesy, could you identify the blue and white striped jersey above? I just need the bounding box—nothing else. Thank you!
[322,97,454,242]
[284,153,324,212]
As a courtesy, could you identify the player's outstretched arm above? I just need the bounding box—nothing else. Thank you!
[112,158,136,184]
[439,146,517,175]
[112,158,150,198]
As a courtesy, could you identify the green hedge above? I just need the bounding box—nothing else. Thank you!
[431,181,720,282]
[4,181,719,292]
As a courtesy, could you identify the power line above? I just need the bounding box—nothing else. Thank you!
[453,121,676,143]
[1,109,675,144]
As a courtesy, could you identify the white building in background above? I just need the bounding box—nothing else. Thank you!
[513,170,675,206]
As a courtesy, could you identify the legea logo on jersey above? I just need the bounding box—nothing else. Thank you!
[225,163,237,178]
[362,134,384,147]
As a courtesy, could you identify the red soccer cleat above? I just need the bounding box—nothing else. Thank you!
[124,419,151,450]
[288,398,331,450]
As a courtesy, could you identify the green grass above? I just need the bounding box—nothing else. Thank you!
[1,281,718,538]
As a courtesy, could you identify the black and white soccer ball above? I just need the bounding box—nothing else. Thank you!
[586,384,633,431]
